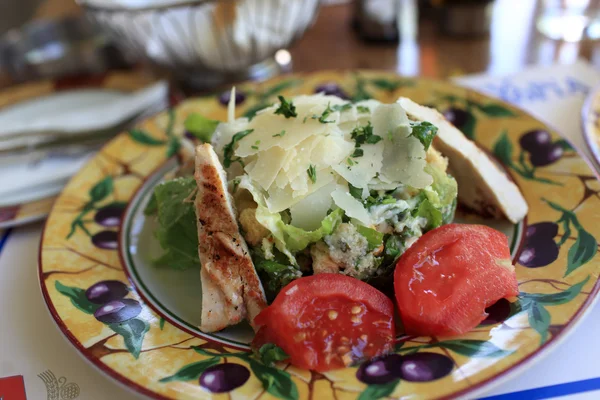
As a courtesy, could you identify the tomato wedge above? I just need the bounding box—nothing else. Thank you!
[394,224,519,337]
[252,274,395,372]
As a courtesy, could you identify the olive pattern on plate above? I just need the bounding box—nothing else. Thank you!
[44,72,600,400]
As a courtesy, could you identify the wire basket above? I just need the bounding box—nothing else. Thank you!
[78,0,321,89]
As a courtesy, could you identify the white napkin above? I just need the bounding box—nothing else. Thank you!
[0,81,167,140]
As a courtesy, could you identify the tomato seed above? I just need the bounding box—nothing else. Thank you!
[328,310,338,320]
[351,305,363,314]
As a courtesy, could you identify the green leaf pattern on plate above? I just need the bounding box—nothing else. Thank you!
[520,276,590,344]
[128,129,166,146]
[358,380,400,400]
[109,318,150,359]
[54,281,149,359]
[543,199,598,276]
[55,281,99,314]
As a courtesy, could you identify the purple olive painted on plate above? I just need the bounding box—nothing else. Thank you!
[314,83,349,99]
[443,108,469,128]
[526,222,558,240]
[86,280,128,304]
[94,204,126,227]
[199,364,250,393]
[529,143,564,167]
[518,237,560,268]
[218,90,246,106]
[398,352,454,382]
[92,230,118,250]
[94,299,141,324]
[356,354,403,384]
[519,129,552,152]
[480,298,512,325]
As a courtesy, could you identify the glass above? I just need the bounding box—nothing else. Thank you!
[537,0,600,42]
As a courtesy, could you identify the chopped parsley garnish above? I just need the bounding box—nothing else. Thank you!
[409,121,438,150]
[351,148,364,158]
[348,183,362,200]
[351,122,382,146]
[223,129,254,167]
[274,95,297,118]
[311,103,335,124]
[303,116,308,123]
[365,194,396,208]
[307,164,317,184]
[356,105,370,114]
[272,130,286,137]
[387,130,394,142]
[332,103,352,112]
[347,157,355,166]
[251,145,259,150]
[251,140,261,150]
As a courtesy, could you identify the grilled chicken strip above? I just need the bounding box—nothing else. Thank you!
[194,143,267,332]
[398,97,528,223]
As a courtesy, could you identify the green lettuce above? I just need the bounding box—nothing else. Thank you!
[414,195,443,231]
[254,259,301,301]
[183,113,220,142]
[256,207,344,259]
[144,177,200,270]
[356,225,384,251]
[424,163,457,207]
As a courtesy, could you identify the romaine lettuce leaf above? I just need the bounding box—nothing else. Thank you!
[256,206,344,258]
[424,163,457,208]
[184,113,220,142]
[414,195,443,231]
[144,177,200,270]
[242,176,345,260]
[356,225,384,251]
[254,259,301,301]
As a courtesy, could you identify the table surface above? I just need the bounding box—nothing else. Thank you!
[2,0,599,87]
[292,1,600,78]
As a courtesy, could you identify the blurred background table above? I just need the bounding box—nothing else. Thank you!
[1,0,599,89]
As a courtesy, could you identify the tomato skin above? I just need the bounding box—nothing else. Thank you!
[252,274,395,372]
[394,224,519,337]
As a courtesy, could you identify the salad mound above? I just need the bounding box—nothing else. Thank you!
[146,93,457,300]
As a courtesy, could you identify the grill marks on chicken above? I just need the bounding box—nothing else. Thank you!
[194,144,267,332]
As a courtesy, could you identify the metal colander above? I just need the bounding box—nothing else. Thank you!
[78,0,321,88]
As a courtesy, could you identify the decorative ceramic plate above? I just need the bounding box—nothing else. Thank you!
[39,71,600,400]
[582,85,600,170]
[0,70,160,229]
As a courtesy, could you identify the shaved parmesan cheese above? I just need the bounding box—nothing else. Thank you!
[332,141,383,188]
[248,146,288,190]
[285,136,324,181]
[311,136,354,168]
[266,184,296,213]
[244,159,257,174]
[373,103,433,189]
[267,169,335,213]
[227,87,236,123]
[235,104,328,157]
[290,182,336,230]
[332,186,371,226]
